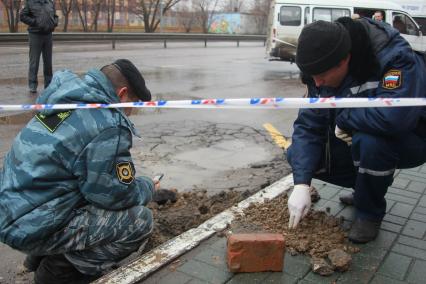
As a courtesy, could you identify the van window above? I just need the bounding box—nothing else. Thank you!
[280,6,302,26]
[313,8,350,22]
[355,8,385,22]
[413,16,426,34]
[305,7,310,25]
[392,12,420,36]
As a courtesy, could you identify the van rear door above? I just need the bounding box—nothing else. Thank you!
[267,4,305,61]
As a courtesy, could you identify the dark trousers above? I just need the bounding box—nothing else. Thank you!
[28,33,53,90]
[314,131,426,221]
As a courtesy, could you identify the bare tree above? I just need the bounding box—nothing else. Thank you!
[74,0,90,31]
[175,5,195,32]
[1,0,22,32]
[194,0,219,33]
[90,0,103,31]
[249,0,270,34]
[221,0,245,13]
[105,0,115,32]
[59,0,73,32]
[133,0,181,33]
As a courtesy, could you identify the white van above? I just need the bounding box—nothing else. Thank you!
[266,0,425,62]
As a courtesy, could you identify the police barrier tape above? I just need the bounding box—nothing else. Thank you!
[0,97,425,112]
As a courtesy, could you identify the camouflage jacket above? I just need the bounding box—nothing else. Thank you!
[0,69,154,251]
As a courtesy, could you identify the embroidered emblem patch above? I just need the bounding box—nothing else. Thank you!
[35,111,72,132]
[116,162,135,184]
[382,69,402,89]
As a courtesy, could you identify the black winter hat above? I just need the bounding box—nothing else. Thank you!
[296,21,351,76]
[113,59,151,101]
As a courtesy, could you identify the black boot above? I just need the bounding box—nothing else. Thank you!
[348,218,381,243]
[339,192,354,205]
[23,255,45,272]
[34,254,98,284]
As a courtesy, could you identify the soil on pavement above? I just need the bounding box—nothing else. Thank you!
[146,186,359,275]
[231,193,360,274]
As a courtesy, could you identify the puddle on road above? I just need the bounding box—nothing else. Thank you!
[140,139,276,193]
[175,140,270,170]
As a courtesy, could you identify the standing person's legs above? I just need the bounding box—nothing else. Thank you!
[25,204,153,282]
[41,33,53,88]
[28,33,43,92]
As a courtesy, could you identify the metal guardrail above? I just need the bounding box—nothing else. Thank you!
[0,32,267,49]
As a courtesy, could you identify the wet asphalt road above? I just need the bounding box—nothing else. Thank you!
[1,41,305,190]
[0,41,305,283]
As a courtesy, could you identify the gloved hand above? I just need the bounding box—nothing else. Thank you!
[335,125,352,146]
[288,184,311,229]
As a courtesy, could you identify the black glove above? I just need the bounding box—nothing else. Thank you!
[152,189,177,205]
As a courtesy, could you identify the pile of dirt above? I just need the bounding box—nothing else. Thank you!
[145,189,251,250]
[232,194,360,274]
[143,185,359,275]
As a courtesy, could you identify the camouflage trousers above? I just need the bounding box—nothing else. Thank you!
[24,204,153,275]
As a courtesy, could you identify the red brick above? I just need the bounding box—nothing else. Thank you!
[227,233,285,272]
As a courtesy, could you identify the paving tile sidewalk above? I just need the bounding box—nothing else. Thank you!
[142,165,426,284]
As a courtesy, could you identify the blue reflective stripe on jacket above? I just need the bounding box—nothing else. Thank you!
[288,18,426,185]
[0,69,154,250]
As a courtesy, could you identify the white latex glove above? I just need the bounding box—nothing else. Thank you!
[335,125,352,146]
[288,184,311,229]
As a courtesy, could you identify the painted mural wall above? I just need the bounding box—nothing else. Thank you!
[209,13,241,34]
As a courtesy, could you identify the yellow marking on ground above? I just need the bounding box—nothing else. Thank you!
[263,123,292,150]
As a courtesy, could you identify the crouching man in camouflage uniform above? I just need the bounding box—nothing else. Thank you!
[0,59,157,283]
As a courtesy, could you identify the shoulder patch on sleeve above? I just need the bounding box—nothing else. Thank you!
[116,161,135,184]
[382,69,402,90]
[35,110,72,132]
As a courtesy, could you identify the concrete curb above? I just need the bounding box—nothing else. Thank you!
[93,174,294,284]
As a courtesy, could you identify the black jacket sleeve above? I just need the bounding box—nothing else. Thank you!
[20,0,36,26]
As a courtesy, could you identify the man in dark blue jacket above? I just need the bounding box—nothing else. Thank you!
[20,0,58,93]
[287,17,426,243]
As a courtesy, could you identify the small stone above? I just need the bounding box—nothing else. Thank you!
[310,186,321,203]
[311,257,334,276]
[198,205,209,214]
[327,249,352,272]
[344,245,361,254]
[288,247,298,256]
